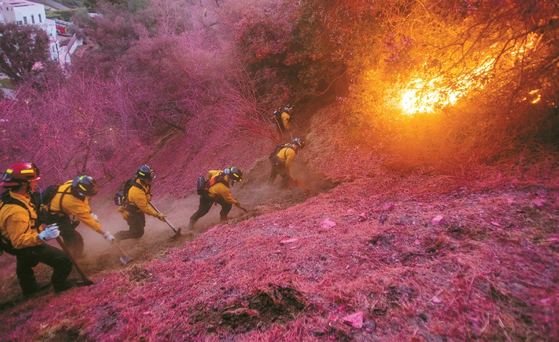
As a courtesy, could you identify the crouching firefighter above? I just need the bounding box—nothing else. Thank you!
[268,138,306,189]
[115,165,167,241]
[0,163,74,295]
[45,175,115,259]
[189,167,244,230]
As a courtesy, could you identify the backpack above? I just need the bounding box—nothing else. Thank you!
[0,190,40,255]
[36,184,62,224]
[197,172,229,195]
[196,175,206,195]
[114,179,135,206]
[268,144,293,166]
[273,108,285,130]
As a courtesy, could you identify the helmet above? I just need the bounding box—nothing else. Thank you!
[292,138,306,149]
[224,167,243,183]
[0,162,41,187]
[284,103,293,112]
[136,165,156,181]
[71,175,99,197]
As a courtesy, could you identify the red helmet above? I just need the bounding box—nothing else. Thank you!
[0,163,41,187]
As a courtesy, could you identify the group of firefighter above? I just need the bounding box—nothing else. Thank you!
[0,103,305,297]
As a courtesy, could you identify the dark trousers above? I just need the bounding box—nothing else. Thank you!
[15,244,73,294]
[115,211,146,240]
[189,194,232,227]
[268,162,290,189]
[48,215,83,259]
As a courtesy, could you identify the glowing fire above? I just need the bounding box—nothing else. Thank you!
[401,59,492,115]
[529,89,541,104]
[400,33,541,115]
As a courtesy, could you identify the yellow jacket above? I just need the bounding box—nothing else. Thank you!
[274,144,297,172]
[281,112,291,130]
[49,181,102,233]
[128,179,158,217]
[0,191,42,249]
[207,170,239,205]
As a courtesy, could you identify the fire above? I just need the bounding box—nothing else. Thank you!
[529,89,541,104]
[400,33,541,115]
[401,59,493,115]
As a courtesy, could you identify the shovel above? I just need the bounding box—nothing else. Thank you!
[112,240,133,265]
[149,201,181,238]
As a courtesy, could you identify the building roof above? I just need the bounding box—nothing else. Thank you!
[1,0,42,7]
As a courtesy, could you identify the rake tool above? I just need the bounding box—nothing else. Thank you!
[149,201,181,237]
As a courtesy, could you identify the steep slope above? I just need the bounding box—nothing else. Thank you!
[1,101,558,341]
[1,173,558,341]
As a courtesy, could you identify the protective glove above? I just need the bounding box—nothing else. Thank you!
[102,231,115,242]
[156,213,167,222]
[38,224,60,241]
[91,213,99,222]
[118,206,130,220]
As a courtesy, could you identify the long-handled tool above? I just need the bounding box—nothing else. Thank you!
[149,201,181,237]
[288,172,312,191]
[55,237,95,286]
[112,240,133,265]
[92,214,132,264]
[236,204,248,213]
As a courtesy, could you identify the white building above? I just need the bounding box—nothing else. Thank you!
[0,0,62,61]
[0,0,45,25]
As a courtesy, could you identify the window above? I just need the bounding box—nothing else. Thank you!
[38,14,42,22]
[31,15,34,23]
[23,16,27,24]
[16,20,22,25]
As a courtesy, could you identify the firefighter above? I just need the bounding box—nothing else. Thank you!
[0,163,74,295]
[268,138,306,189]
[188,167,244,229]
[275,103,294,142]
[46,175,115,259]
[115,165,166,241]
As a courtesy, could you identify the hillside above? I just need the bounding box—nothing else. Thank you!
[1,100,558,341]
[1,0,559,340]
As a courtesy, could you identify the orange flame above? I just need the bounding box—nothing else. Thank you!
[400,33,541,115]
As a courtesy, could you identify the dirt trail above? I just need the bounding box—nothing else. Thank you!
[0,155,334,307]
